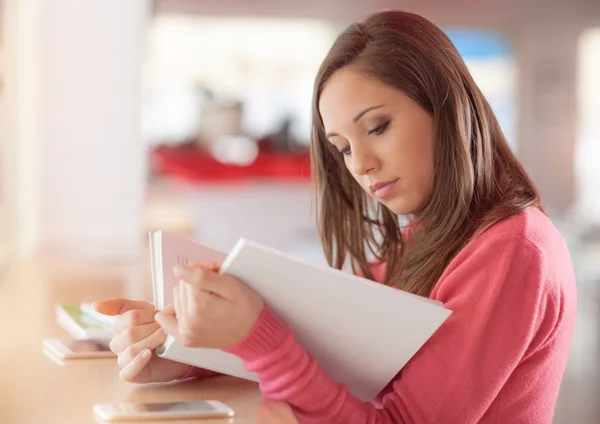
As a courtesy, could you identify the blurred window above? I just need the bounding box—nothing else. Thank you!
[144,18,517,149]
[143,16,341,145]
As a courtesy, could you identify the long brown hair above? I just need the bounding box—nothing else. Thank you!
[311,11,542,297]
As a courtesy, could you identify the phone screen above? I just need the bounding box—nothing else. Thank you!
[63,339,111,352]
[117,402,219,413]
[94,400,234,421]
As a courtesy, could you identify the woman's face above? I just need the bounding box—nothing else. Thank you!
[319,67,435,215]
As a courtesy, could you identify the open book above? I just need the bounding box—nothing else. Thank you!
[149,231,451,401]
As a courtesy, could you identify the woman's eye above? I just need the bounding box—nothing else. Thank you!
[339,146,352,156]
[367,121,390,136]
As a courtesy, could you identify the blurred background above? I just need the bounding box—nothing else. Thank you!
[0,0,598,422]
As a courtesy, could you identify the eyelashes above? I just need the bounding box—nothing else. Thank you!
[337,120,391,156]
[340,145,352,156]
[367,120,390,136]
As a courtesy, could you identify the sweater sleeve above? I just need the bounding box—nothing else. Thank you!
[225,232,556,423]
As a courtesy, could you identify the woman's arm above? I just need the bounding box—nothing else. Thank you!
[224,232,560,423]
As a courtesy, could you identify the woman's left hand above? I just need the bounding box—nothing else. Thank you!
[155,262,264,350]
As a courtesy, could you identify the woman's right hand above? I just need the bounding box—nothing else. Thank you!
[93,298,191,383]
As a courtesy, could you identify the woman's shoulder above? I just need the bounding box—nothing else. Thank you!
[443,207,575,298]
[429,208,577,343]
[473,208,569,263]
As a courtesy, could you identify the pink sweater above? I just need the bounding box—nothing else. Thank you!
[190,208,577,423]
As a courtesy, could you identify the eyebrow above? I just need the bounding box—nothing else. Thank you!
[325,104,386,138]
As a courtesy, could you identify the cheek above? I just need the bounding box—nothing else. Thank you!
[391,133,434,204]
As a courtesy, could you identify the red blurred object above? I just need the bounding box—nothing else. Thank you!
[151,144,312,183]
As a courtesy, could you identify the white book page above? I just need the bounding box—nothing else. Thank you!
[153,232,227,308]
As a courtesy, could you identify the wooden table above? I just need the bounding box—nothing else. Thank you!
[0,257,299,424]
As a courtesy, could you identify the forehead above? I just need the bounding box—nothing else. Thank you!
[318,68,403,126]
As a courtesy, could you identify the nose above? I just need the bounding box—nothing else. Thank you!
[349,144,379,175]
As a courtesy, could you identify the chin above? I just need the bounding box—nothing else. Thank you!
[381,198,412,216]
[381,201,410,215]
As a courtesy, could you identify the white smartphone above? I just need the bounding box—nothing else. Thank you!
[93,401,235,421]
[42,337,116,359]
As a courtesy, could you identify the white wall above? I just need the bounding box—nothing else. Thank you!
[183,182,325,265]
[5,0,150,259]
[2,0,41,260]
[576,29,600,223]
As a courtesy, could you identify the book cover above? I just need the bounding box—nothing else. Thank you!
[151,232,452,401]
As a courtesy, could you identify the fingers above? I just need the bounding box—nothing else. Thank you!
[188,261,221,272]
[92,298,154,316]
[184,281,208,316]
[119,349,152,382]
[155,308,180,338]
[173,264,235,301]
[178,280,188,318]
[109,322,164,354]
[116,326,167,367]
[113,309,160,335]
[175,278,221,320]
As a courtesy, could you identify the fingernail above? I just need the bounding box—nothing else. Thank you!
[142,349,151,359]
[173,265,192,279]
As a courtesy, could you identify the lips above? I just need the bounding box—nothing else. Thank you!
[369,178,399,199]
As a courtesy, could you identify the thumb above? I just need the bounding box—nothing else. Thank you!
[155,308,179,339]
[92,298,154,316]
[161,303,175,315]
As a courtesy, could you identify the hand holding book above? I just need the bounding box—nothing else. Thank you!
[92,298,191,383]
[142,232,449,400]
[155,262,264,350]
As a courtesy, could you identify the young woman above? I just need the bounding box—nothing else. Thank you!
[95,10,576,423]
